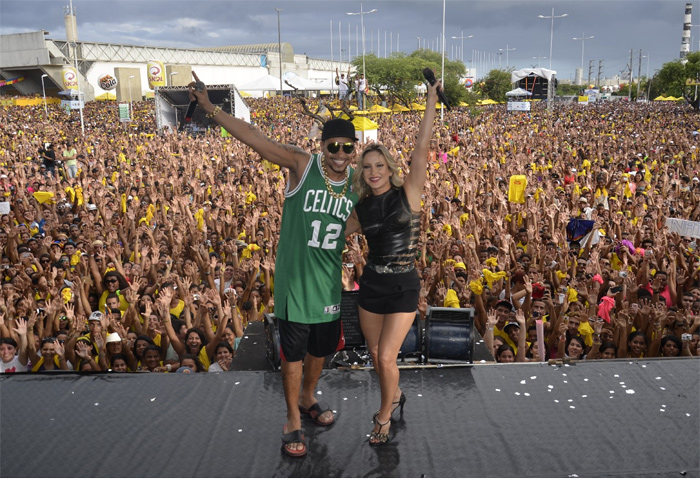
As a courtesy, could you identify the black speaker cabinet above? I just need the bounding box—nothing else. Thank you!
[398,315,424,362]
[263,313,281,371]
[424,307,475,364]
[340,291,365,349]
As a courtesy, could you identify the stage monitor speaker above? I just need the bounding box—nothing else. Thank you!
[231,321,271,371]
[263,313,281,371]
[425,307,475,364]
[340,291,365,349]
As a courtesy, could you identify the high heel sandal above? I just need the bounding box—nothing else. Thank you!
[369,412,391,446]
[391,392,406,416]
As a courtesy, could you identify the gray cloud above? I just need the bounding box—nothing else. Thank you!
[0,0,693,81]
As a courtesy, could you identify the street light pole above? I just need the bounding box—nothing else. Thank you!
[538,8,569,70]
[68,0,84,134]
[451,31,473,66]
[128,75,135,117]
[532,56,547,68]
[347,4,378,79]
[499,45,516,69]
[169,71,178,86]
[572,32,594,73]
[275,8,283,94]
[41,74,48,119]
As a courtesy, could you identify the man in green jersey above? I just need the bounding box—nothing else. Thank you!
[189,72,358,458]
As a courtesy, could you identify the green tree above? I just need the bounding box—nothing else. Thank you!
[409,49,467,105]
[353,53,422,108]
[352,50,467,108]
[649,52,700,108]
[556,83,587,96]
[476,69,512,103]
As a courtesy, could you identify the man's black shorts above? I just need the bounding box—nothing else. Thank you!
[278,317,342,362]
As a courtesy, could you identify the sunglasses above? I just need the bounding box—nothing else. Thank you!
[326,142,355,155]
[106,279,118,284]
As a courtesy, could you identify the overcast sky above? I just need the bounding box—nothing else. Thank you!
[0,0,695,82]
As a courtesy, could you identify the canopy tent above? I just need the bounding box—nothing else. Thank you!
[237,74,294,92]
[389,104,410,112]
[410,102,426,111]
[459,101,470,107]
[506,87,532,97]
[363,104,391,114]
[282,72,329,91]
[339,114,378,143]
[478,99,499,105]
[95,92,116,101]
[351,116,378,143]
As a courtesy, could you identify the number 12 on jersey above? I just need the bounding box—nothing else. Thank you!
[308,220,342,250]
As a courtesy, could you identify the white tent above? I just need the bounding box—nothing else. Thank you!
[506,87,532,97]
[511,68,556,83]
[283,72,326,90]
[237,74,293,92]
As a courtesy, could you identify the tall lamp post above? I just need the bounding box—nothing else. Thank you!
[347,4,378,78]
[41,74,49,119]
[68,0,84,134]
[499,45,516,70]
[169,71,178,86]
[128,75,135,117]
[572,32,594,73]
[538,8,568,70]
[275,8,283,94]
[451,31,473,66]
[532,56,547,67]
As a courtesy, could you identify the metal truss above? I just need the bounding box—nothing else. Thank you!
[308,58,350,71]
[50,40,262,76]
[48,39,346,79]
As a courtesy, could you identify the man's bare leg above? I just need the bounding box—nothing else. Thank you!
[281,359,305,453]
[299,353,334,424]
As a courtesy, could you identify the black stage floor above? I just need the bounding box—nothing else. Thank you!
[1,356,698,477]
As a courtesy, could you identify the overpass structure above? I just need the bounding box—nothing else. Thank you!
[0,31,350,102]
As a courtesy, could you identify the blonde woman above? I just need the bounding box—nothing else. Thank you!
[345,79,441,445]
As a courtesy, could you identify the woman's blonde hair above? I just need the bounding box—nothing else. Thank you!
[352,143,403,200]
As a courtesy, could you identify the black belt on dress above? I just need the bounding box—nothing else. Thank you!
[365,262,415,274]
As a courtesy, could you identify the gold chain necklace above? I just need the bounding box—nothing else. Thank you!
[320,155,349,200]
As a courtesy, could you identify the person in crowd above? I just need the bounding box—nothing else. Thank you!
[208,341,234,372]
[0,318,29,372]
[336,67,351,102]
[354,74,366,110]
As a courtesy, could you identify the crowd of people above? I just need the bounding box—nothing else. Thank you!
[0,89,699,377]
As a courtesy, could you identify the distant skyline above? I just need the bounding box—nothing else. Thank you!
[0,0,696,82]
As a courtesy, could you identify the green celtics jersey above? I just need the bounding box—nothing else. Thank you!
[274,153,358,323]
